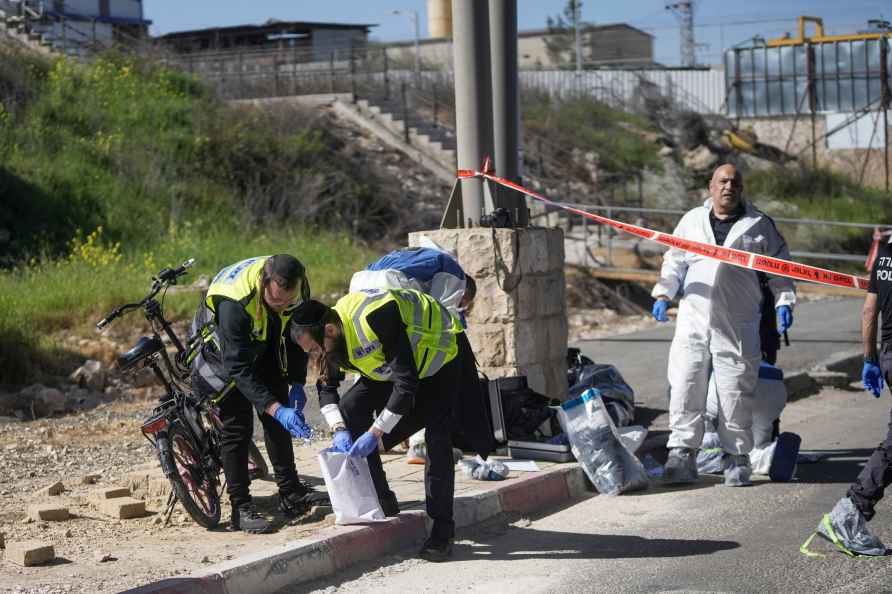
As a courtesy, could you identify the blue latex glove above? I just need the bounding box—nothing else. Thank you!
[862,361,884,398]
[273,406,312,439]
[652,299,669,322]
[288,384,306,413]
[332,430,354,453]
[348,431,379,458]
[776,305,793,334]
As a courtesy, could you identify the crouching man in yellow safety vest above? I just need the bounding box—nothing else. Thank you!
[290,288,480,562]
[189,255,328,534]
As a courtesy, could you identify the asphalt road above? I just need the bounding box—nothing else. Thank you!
[572,297,863,423]
[289,386,892,594]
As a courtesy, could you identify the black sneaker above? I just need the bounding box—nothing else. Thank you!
[230,504,273,534]
[418,536,453,562]
[379,491,400,517]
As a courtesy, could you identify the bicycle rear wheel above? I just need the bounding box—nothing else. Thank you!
[159,421,221,528]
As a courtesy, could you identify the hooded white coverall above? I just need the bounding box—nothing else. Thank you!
[652,199,796,455]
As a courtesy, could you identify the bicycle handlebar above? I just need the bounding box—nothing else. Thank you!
[155,257,195,285]
[96,258,196,331]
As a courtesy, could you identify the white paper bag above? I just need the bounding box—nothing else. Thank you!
[317,450,387,525]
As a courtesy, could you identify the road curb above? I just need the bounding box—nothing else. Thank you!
[786,350,861,401]
[122,465,589,594]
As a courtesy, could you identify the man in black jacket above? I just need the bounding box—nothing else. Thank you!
[290,290,490,562]
[191,255,326,534]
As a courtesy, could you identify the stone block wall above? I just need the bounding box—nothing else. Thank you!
[409,227,568,400]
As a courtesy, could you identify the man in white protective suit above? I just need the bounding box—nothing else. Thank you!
[651,163,796,486]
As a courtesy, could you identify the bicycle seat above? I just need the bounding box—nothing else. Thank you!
[118,336,164,371]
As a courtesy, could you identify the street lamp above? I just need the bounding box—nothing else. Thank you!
[392,8,420,86]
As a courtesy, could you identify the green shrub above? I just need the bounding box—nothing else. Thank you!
[0,48,388,386]
[748,167,891,270]
[0,225,374,387]
[0,50,382,263]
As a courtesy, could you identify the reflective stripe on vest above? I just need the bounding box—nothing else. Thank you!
[192,256,293,391]
[333,289,461,381]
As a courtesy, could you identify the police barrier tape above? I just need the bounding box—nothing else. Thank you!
[456,168,870,291]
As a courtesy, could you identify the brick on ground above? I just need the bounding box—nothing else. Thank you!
[91,486,131,500]
[27,505,70,522]
[34,481,64,497]
[5,540,55,566]
[98,497,146,519]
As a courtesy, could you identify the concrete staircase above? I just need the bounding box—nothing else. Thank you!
[0,6,54,55]
[333,93,458,184]
[0,2,95,57]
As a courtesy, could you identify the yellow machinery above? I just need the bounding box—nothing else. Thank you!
[767,16,891,47]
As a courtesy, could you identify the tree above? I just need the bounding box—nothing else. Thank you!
[544,0,588,70]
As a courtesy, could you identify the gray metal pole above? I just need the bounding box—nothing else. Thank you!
[574,0,582,77]
[452,0,493,226]
[489,0,526,225]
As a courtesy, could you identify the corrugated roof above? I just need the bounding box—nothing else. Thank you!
[157,20,376,39]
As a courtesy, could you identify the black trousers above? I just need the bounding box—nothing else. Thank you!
[847,349,892,520]
[214,382,300,509]
[340,349,461,541]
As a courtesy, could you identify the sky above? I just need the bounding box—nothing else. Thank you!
[144,1,889,67]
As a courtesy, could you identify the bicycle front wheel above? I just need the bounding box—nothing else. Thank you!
[159,421,221,529]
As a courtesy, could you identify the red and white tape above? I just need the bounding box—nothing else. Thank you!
[457,168,870,291]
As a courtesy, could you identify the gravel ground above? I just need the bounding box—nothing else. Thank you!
[0,381,337,594]
[0,296,698,594]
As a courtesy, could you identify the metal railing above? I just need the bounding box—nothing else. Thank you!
[549,202,892,270]
[169,45,389,101]
[1,0,159,58]
[169,49,651,199]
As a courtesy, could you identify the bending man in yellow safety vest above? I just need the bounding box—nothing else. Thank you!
[189,255,326,534]
[290,289,480,562]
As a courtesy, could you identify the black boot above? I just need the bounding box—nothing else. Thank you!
[230,503,273,534]
[418,536,453,562]
[279,490,311,518]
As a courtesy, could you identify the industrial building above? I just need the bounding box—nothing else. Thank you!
[0,0,150,52]
[156,20,373,62]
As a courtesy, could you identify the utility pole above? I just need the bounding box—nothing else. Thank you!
[490,0,526,225]
[666,1,696,67]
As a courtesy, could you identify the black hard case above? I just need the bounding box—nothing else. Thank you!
[486,376,574,463]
